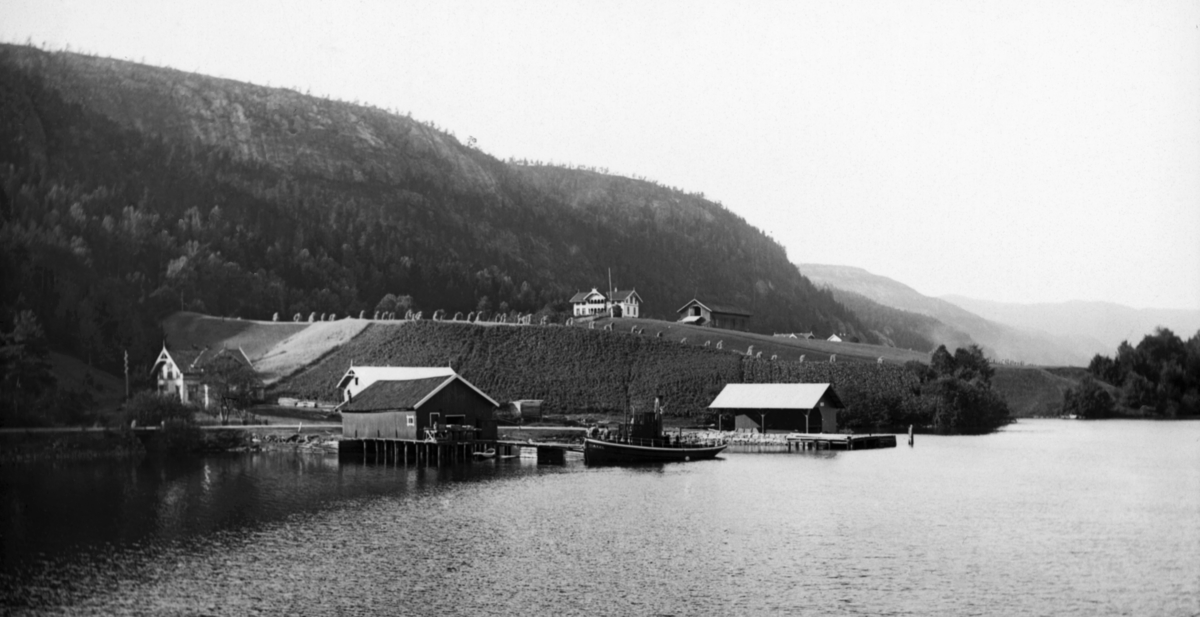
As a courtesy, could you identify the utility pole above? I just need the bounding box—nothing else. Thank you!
[607,268,614,318]
[124,349,130,400]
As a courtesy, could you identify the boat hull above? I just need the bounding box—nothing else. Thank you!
[583,438,726,465]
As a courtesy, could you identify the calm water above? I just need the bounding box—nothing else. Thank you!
[1,420,1197,616]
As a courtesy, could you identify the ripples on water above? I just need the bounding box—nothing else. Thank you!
[2,420,1197,616]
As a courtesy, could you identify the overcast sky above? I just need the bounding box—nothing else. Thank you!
[3,0,1198,309]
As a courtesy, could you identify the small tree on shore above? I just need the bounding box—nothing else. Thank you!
[200,353,262,423]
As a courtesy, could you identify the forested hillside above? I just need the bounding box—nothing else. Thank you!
[0,45,876,383]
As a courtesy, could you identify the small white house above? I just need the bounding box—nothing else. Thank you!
[608,289,643,318]
[151,345,255,408]
[827,334,843,343]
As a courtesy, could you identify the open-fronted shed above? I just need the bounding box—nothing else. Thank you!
[708,383,843,433]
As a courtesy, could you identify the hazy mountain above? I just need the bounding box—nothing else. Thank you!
[797,264,1094,366]
[0,45,877,374]
[941,296,1200,355]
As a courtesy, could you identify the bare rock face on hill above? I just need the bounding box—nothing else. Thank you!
[8,50,498,192]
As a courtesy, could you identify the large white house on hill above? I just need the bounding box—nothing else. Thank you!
[569,288,643,318]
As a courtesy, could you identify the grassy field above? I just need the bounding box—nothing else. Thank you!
[163,312,309,360]
[990,366,1079,417]
[161,312,1082,418]
[163,312,371,384]
[572,317,931,364]
[252,320,371,384]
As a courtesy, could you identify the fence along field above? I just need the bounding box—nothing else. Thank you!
[272,321,923,417]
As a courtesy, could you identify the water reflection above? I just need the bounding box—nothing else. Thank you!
[2,421,1198,615]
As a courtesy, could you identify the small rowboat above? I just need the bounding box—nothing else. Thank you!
[472,448,497,459]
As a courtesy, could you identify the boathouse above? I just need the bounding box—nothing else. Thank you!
[338,368,500,441]
[708,383,843,433]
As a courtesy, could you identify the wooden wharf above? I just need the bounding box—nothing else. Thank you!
[339,438,580,466]
[785,433,896,451]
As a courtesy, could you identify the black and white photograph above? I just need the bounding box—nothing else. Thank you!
[1,1,1197,615]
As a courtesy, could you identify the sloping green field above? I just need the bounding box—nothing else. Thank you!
[163,312,1076,417]
[271,320,924,416]
[163,312,310,360]
[572,317,930,364]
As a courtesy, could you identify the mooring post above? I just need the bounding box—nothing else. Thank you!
[908,424,914,447]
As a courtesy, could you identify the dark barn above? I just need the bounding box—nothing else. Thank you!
[339,371,499,441]
[676,298,752,331]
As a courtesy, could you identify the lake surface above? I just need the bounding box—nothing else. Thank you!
[2,419,1197,616]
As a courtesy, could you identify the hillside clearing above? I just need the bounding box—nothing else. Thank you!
[163,312,309,361]
[253,319,371,384]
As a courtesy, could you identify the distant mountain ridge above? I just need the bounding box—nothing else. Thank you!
[797,264,1097,366]
[940,296,1200,354]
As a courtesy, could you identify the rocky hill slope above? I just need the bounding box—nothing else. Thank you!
[0,44,888,378]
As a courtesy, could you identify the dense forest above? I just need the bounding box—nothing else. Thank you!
[1072,328,1200,418]
[0,44,883,391]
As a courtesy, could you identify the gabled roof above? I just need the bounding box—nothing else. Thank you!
[569,288,607,303]
[707,383,843,410]
[336,366,455,390]
[337,368,499,412]
[151,345,253,376]
[340,377,451,412]
[676,298,752,317]
[610,289,642,303]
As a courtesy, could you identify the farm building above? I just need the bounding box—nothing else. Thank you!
[676,299,752,331]
[151,345,257,408]
[510,399,543,423]
[569,287,643,318]
[827,334,844,342]
[708,383,844,433]
[337,368,500,441]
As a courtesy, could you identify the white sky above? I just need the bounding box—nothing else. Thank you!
[3,0,1198,309]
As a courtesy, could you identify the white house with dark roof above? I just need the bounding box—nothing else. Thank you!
[569,288,643,318]
[608,289,643,318]
[569,288,609,317]
[151,345,255,408]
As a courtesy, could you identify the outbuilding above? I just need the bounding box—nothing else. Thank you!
[676,299,752,331]
[338,368,499,441]
[708,383,844,433]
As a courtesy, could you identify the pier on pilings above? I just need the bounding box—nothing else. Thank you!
[337,439,573,467]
